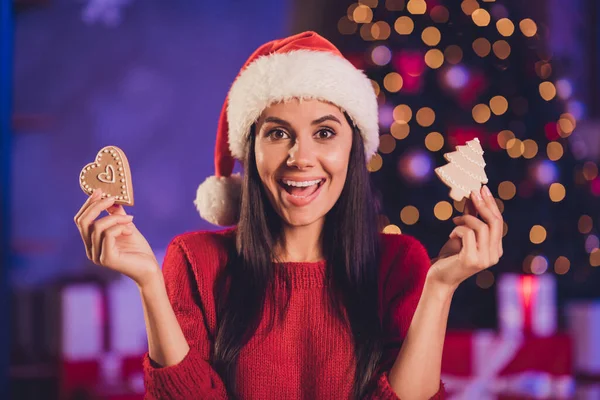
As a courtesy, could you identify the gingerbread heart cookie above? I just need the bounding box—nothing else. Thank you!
[435,138,488,202]
[79,145,134,206]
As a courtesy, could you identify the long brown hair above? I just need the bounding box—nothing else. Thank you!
[213,113,383,399]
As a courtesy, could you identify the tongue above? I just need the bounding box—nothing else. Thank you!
[288,183,319,197]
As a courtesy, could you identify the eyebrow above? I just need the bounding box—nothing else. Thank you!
[263,114,342,127]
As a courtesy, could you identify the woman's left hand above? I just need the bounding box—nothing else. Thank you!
[427,185,504,291]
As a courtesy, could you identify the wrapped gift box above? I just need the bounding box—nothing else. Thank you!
[441,330,574,400]
[497,274,557,337]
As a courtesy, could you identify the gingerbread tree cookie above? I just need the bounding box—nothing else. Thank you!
[435,138,488,202]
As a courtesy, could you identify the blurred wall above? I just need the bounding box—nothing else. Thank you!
[11,0,291,287]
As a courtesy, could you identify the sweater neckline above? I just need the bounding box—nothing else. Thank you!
[273,259,327,289]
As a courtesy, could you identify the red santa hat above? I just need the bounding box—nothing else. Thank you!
[194,31,380,226]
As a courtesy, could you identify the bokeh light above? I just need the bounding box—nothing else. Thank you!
[425,132,444,151]
[434,201,454,220]
[400,205,420,225]
[530,225,547,244]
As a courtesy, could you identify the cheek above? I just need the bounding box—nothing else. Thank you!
[321,144,351,187]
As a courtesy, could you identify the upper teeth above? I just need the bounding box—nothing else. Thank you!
[282,179,322,187]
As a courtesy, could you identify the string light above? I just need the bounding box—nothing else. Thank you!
[416,107,435,126]
[472,9,491,26]
[393,104,412,123]
[473,38,491,57]
[383,224,402,234]
[407,0,426,14]
[472,104,491,123]
[394,16,414,35]
[430,5,449,23]
[519,18,537,37]
[391,121,410,140]
[444,45,463,64]
[554,256,570,275]
[384,72,404,92]
[421,26,441,46]
[578,215,593,234]
[489,95,508,115]
[476,270,495,289]
[498,181,516,200]
[425,49,444,69]
[522,139,539,159]
[425,132,444,151]
[400,205,420,225]
[367,153,383,172]
[434,201,453,220]
[530,225,547,244]
[496,18,515,36]
[539,81,557,101]
[379,134,396,154]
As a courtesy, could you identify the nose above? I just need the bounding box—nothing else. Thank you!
[286,139,315,169]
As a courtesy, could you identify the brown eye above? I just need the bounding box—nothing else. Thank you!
[316,129,335,139]
[267,129,289,140]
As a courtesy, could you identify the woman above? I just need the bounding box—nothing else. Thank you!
[74,32,504,399]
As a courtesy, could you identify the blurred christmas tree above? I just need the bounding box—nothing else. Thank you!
[334,0,599,327]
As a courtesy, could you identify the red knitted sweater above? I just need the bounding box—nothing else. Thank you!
[143,227,446,399]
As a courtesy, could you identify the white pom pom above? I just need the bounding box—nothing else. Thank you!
[194,173,242,226]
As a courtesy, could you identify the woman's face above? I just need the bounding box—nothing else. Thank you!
[254,99,353,227]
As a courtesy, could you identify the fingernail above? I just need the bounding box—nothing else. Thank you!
[483,185,492,197]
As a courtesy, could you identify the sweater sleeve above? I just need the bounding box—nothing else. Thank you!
[143,237,228,400]
[364,235,446,400]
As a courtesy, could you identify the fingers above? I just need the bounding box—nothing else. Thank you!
[453,214,490,266]
[99,222,135,266]
[90,214,134,264]
[449,225,479,268]
[107,204,128,216]
[455,185,504,267]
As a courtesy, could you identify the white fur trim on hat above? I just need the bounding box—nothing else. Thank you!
[194,173,242,226]
[227,50,379,162]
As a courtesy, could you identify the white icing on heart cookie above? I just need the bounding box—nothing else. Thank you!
[79,146,134,206]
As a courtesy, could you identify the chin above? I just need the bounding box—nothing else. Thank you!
[281,211,325,227]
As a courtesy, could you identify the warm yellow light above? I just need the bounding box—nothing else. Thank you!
[391,122,410,140]
[490,95,508,115]
[554,256,570,275]
[495,198,505,214]
[384,72,404,92]
[424,49,444,69]
[530,225,547,244]
[522,139,538,159]
[416,107,436,127]
[535,61,552,79]
[407,0,427,14]
[472,104,491,123]
[579,215,593,234]
[430,5,449,23]
[497,130,515,149]
[547,141,564,161]
[539,81,557,101]
[496,18,515,36]
[506,138,525,158]
[590,249,600,267]
[434,201,453,220]
[519,18,537,37]
[444,45,463,64]
[367,153,383,172]
[425,132,444,151]
[473,38,491,57]
[371,80,381,96]
[353,5,374,23]
[422,26,441,46]
[558,113,576,137]
[372,21,391,40]
[395,16,415,35]
[476,270,495,289]
[393,104,412,123]
[549,183,566,202]
[378,134,396,154]
[461,0,479,16]
[360,24,375,41]
[401,205,420,225]
[493,40,511,59]
[383,224,402,234]
[472,9,491,26]
[498,181,516,200]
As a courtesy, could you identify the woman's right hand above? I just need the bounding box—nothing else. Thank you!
[74,189,161,287]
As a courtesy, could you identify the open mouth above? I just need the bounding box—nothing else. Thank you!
[278,178,325,198]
